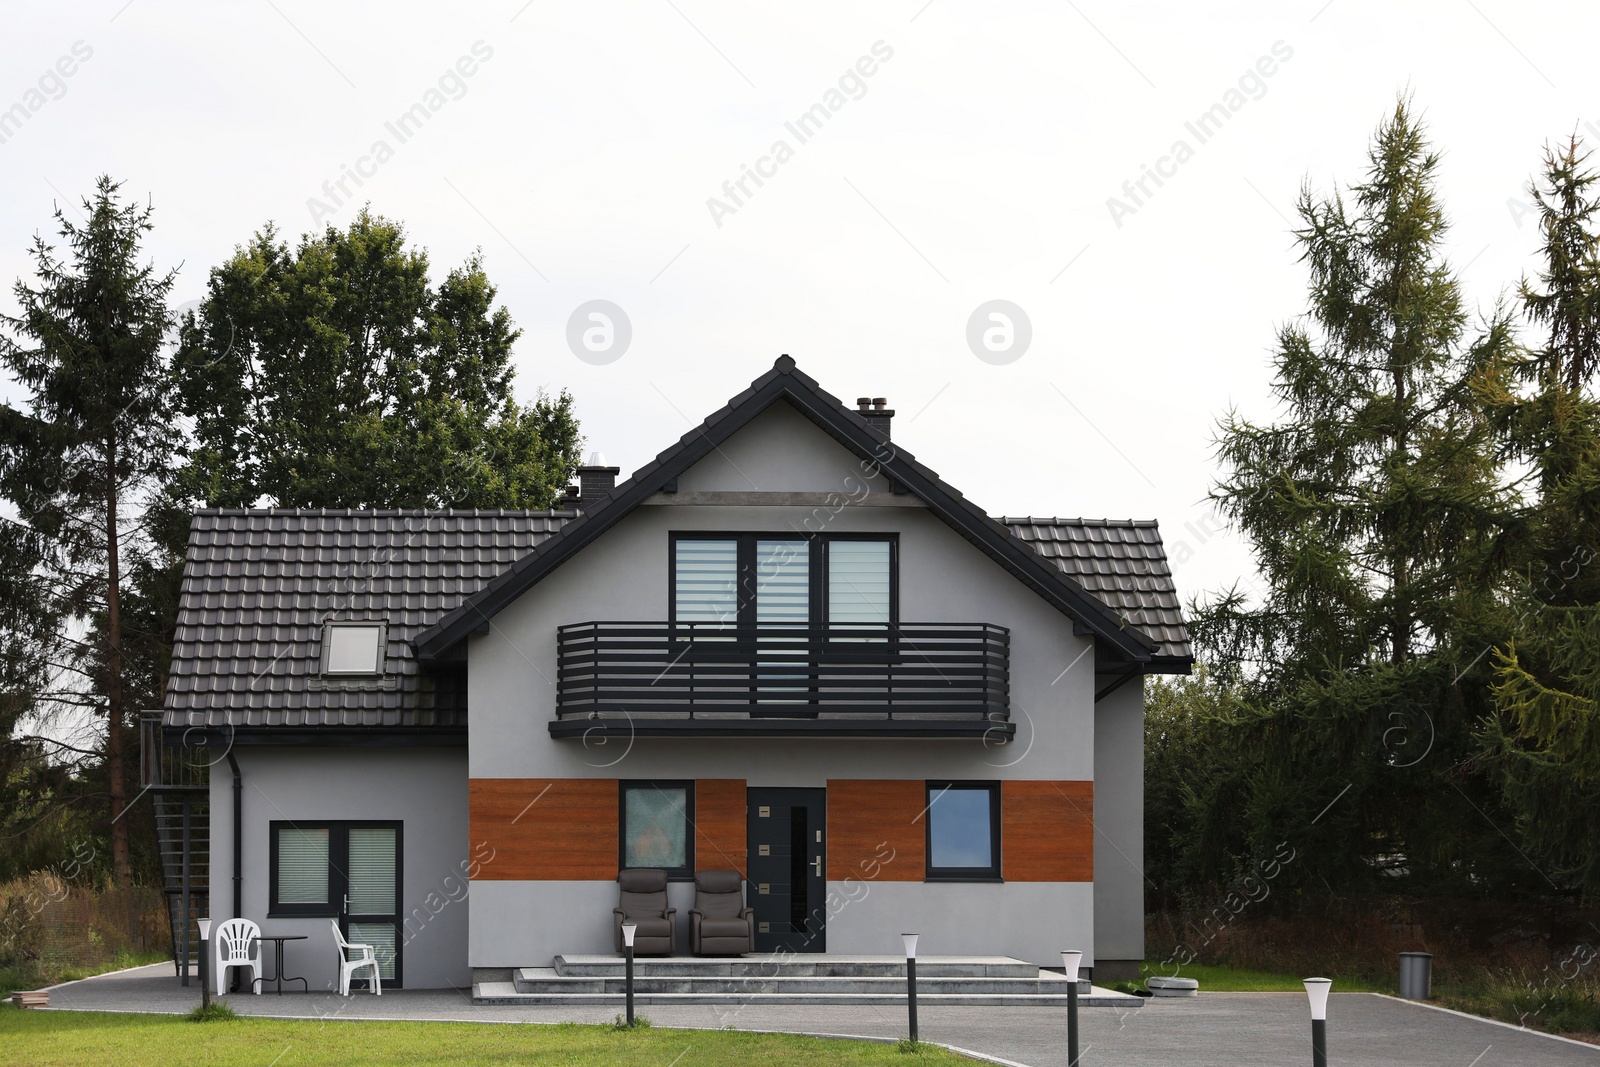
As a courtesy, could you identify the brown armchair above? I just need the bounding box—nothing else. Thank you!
[690,870,753,956]
[613,868,676,955]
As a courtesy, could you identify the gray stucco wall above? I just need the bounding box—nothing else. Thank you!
[208,745,470,990]
[464,399,1115,969]
[1093,677,1145,967]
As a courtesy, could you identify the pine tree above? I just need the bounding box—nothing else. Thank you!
[1190,100,1521,893]
[0,177,177,882]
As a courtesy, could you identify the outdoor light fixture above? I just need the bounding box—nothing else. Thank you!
[621,921,638,1027]
[903,933,920,1042]
[1303,977,1332,1067]
[196,917,212,1011]
[1061,950,1083,1066]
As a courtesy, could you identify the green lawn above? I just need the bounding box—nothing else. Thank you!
[1137,962,1384,993]
[0,1007,961,1067]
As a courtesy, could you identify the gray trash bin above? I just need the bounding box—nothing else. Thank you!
[1399,951,1433,1000]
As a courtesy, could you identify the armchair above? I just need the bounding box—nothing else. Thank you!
[613,868,676,955]
[690,870,753,955]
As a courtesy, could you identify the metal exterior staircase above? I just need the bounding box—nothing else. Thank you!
[141,713,209,985]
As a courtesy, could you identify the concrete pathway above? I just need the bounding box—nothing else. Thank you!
[35,963,1600,1066]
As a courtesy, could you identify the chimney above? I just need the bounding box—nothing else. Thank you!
[576,451,621,503]
[855,396,894,439]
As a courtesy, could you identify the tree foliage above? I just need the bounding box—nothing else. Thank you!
[0,176,178,881]
[172,210,581,513]
[1179,101,1530,899]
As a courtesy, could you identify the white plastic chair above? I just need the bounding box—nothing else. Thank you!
[212,918,262,995]
[330,919,382,996]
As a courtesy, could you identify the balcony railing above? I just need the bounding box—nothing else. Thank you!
[552,621,1011,738]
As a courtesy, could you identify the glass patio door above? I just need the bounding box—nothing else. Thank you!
[342,826,400,988]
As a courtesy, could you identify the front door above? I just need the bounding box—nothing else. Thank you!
[746,788,826,952]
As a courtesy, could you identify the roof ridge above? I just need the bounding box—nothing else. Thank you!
[999,516,1160,527]
[196,507,580,518]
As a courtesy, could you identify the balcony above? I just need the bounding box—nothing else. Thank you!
[552,621,1012,739]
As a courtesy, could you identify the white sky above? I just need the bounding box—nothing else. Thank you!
[2,1,1596,615]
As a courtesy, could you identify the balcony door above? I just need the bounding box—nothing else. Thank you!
[746,787,826,952]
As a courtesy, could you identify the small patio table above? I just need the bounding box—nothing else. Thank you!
[250,935,309,994]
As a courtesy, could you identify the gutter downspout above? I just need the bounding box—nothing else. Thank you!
[226,750,242,920]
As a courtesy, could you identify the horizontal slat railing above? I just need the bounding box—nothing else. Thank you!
[556,621,1010,722]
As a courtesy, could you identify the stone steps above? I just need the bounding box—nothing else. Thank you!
[551,953,1041,979]
[468,955,1144,1007]
[473,979,1138,1007]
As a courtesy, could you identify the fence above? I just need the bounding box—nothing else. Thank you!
[0,873,167,973]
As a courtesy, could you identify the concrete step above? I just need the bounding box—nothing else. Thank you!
[514,967,1089,997]
[550,953,1039,979]
[474,979,1141,1008]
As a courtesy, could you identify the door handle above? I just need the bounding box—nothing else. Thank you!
[812,856,822,877]
[343,893,349,915]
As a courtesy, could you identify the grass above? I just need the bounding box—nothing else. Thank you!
[0,951,171,1000]
[0,1008,965,1066]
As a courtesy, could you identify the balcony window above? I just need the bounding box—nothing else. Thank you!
[925,782,1001,881]
[668,533,896,631]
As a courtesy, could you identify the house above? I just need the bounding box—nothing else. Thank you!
[153,356,1191,992]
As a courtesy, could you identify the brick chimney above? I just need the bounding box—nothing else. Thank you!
[576,451,621,503]
[855,397,893,438]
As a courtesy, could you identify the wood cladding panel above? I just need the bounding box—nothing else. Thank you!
[825,779,925,881]
[694,779,747,876]
[1001,780,1093,882]
[469,778,618,880]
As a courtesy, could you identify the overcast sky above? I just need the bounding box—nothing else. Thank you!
[2,1,1597,611]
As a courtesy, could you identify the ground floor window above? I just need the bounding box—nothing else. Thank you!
[269,821,402,983]
[924,782,1001,881]
[619,781,694,879]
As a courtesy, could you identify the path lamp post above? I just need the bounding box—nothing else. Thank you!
[1304,977,1332,1067]
[621,921,637,1027]
[196,917,212,1011]
[903,933,920,1043]
[1061,950,1083,1066]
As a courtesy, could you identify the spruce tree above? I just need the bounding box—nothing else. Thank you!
[0,177,177,882]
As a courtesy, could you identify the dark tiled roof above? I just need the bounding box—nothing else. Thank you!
[1003,517,1192,662]
[163,509,574,729]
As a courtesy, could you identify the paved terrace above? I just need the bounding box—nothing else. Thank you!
[37,963,1600,1067]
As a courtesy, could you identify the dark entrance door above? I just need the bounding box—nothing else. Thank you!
[746,788,826,952]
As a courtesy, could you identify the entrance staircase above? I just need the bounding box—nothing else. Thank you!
[141,712,210,985]
[474,955,1141,1007]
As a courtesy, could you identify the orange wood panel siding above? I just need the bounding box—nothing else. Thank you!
[825,780,926,881]
[694,779,748,876]
[1001,780,1094,882]
[469,778,618,880]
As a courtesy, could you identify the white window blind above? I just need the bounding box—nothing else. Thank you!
[276,828,330,904]
[347,827,397,914]
[828,540,891,626]
[755,541,809,624]
[674,540,738,627]
[348,921,398,981]
[326,624,384,674]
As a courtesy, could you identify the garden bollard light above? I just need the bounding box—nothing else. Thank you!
[621,921,637,1027]
[1062,950,1083,1066]
[903,933,920,1043]
[197,917,212,1011]
[1304,977,1332,1067]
